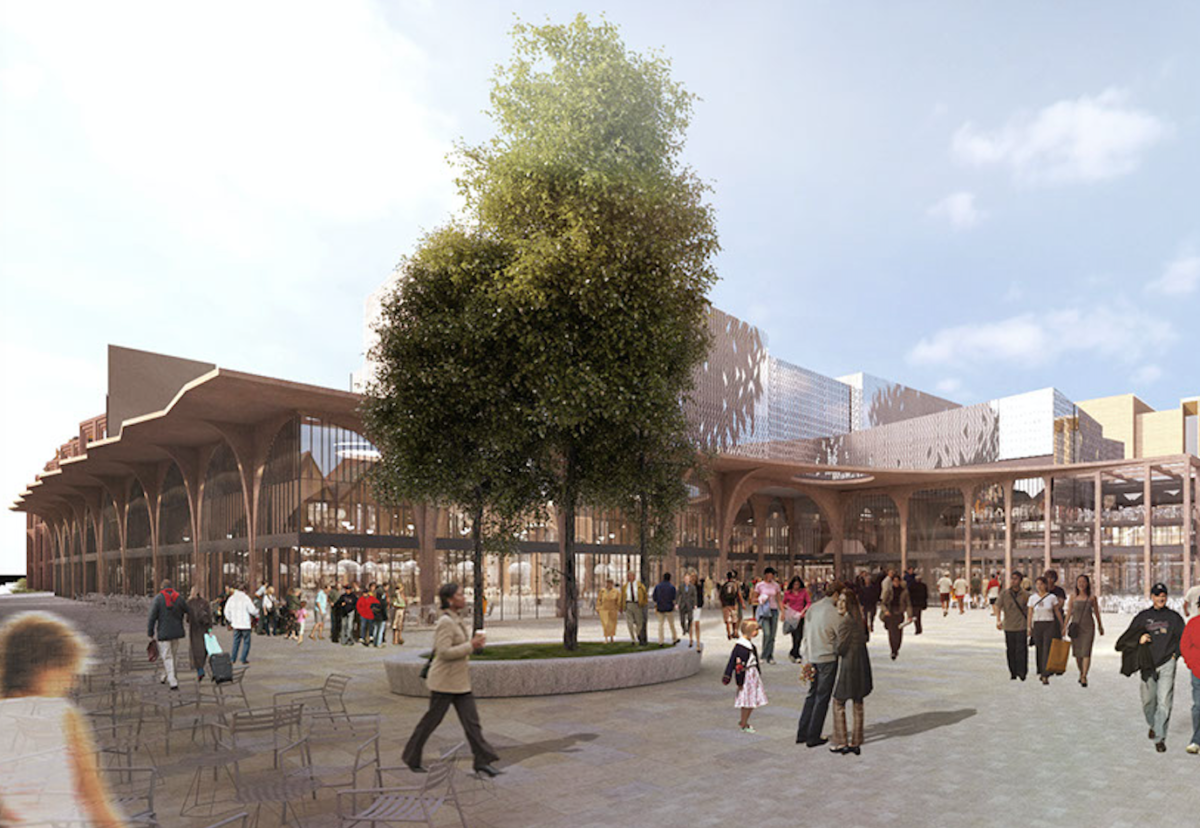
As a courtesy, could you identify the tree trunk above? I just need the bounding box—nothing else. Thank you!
[638,493,649,645]
[562,449,579,650]
[472,500,485,634]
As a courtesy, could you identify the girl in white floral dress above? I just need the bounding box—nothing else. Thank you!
[723,619,767,733]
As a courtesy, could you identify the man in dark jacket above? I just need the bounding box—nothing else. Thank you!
[651,573,679,646]
[337,585,357,646]
[1116,583,1185,753]
[908,575,929,635]
[147,578,191,690]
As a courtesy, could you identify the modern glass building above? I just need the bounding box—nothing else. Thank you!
[14,304,1199,609]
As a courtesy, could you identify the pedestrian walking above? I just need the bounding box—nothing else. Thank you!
[1180,606,1200,754]
[879,573,911,660]
[796,581,844,748]
[994,571,1029,681]
[1115,583,1185,752]
[860,574,881,633]
[1184,582,1200,619]
[908,575,928,635]
[1028,576,1063,685]
[146,579,190,690]
[294,601,309,647]
[402,583,502,777]
[754,567,782,664]
[969,572,982,610]
[186,586,213,680]
[937,572,953,616]
[678,572,699,649]
[723,619,766,733]
[1063,574,1104,687]
[597,579,620,643]
[783,576,812,662]
[652,572,679,646]
[0,612,127,828]
[719,571,744,640]
[619,571,648,643]
[1045,570,1067,640]
[985,572,1001,609]
[356,587,378,647]
[262,586,277,636]
[953,573,969,615]
[373,587,388,647]
[830,589,871,756]
[391,582,408,645]
[310,583,329,641]
[224,583,257,664]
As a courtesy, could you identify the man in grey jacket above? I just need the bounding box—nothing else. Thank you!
[796,581,844,747]
[147,579,191,690]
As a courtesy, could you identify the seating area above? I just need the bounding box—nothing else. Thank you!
[67,627,490,827]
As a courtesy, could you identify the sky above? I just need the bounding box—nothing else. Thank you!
[1,1,1197,574]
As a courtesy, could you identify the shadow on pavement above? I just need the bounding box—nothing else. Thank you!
[862,708,976,743]
[500,733,600,764]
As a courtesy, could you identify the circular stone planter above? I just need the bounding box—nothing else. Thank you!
[385,640,703,698]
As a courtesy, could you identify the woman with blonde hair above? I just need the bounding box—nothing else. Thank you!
[0,611,127,826]
[722,618,766,733]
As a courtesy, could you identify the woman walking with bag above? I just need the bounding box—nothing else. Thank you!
[186,586,213,681]
[1027,576,1064,685]
[1063,574,1103,687]
[783,576,811,663]
[830,589,872,755]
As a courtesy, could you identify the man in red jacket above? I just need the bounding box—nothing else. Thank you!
[1182,608,1200,754]
[356,587,378,646]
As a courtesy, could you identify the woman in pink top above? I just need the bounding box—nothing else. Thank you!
[783,576,812,663]
[753,568,782,664]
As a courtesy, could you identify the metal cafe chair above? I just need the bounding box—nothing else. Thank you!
[336,743,467,828]
[273,672,352,716]
[100,766,159,827]
[302,711,381,789]
[199,814,250,828]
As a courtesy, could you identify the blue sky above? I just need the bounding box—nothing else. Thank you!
[1,1,1197,573]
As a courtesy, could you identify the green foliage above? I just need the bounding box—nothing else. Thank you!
[10,577,31,593]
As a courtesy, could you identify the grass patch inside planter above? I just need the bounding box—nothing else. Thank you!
[470,641,669,660]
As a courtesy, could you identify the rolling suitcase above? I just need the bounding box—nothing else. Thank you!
[1046,637,1070,675]
[209,652,234,684]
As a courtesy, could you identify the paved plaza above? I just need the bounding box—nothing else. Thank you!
[1,593,1197,827]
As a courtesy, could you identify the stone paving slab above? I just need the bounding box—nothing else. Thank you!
[2,594,1198,828]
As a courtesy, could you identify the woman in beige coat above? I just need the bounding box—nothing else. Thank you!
[598,579,621,643]
[401,583,502,777]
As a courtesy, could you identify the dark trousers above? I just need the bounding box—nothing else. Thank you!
[403,691,500,770]
[864,605,877,631]
[797,661,837,745]
[1004,630,1028,679]
[912,608,923,635]
[330,612,341,643]
[884,614,904,657]
[788,618,805,660]
[1032,621,1055,677]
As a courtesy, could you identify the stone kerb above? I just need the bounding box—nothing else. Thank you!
[385,640,703,698]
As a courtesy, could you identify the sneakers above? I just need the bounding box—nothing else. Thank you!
[1186,744,1199,754]
[1155,741,1167,753]
[740,725,757,734]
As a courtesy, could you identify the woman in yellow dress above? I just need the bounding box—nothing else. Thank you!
[598,578,621,643]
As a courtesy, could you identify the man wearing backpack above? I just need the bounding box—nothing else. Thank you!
[147,579,191,690]
[994,571,1029,681]
[719,571,745,640]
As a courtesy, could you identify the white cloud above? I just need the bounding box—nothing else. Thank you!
[0,61,45,101]
[1147,253,1200,295]
[951,88,1171,184]
[907,305,1176,369]
[927,191,984,229]
[1131,364,1163,386]
[935,377,963,395]
[1,1,457,255]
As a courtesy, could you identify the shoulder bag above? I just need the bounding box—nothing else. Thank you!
[419,647,434,681]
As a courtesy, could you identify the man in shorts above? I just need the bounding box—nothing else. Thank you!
[986,572,1001,609]
[937,572,953,616]
[969,572,982,609]
[953,572,969,615]
[719,571,744,640]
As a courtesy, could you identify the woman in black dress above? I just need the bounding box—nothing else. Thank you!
[830,589,872,755]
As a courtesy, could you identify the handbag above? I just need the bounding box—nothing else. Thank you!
[419,648,435,680]
[1067,621,1080,639]
[204,632,223,656]
[147,640,159,662]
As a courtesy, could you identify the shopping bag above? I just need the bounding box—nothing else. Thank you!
[1046,637,1070,675]
[204,632,222,656]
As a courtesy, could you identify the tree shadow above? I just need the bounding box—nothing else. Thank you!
[499,733,600,765]
[862,708,976,743]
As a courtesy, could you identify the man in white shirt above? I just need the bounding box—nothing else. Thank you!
[1183,583,1200,618]
[618,571,647,644]
[224,584,259,665]
[953,574,969,615]
[937,573,953,616]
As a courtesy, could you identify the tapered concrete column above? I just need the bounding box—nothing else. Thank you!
[1143,464,1152,598]
[1043,476,1052,573]
[1184,462,1193,592]
[960,485,974,580]
[1003,480,1013,582]
[1094,472,1103,595]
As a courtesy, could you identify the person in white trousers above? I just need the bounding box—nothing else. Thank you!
[146,579,191,690]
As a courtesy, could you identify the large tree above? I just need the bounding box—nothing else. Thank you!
[361,225,543,633]
[457,16,719,648]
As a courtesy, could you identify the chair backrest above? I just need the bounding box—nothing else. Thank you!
[200,813,249,828]
[422,741,463,790]
[322,673,352,697]
[229,703,303,737]
[307,711,379,742]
